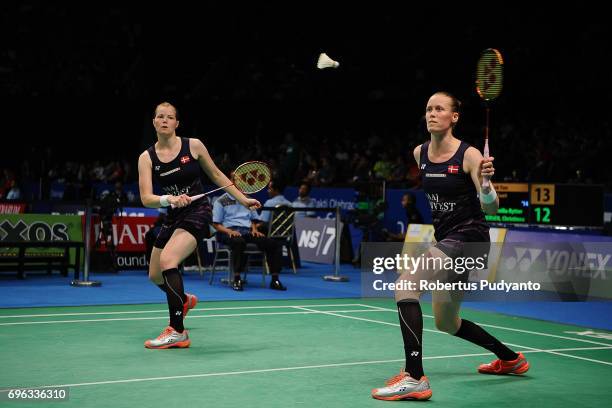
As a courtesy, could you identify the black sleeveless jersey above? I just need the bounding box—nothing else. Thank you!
[420,140,487,241]
[146,137,208,221]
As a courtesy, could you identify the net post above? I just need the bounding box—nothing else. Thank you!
[323,206,349,282]
[71,200,101,287]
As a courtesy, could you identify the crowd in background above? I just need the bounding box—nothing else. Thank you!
[2,4,611,201]
[2,116,610,202]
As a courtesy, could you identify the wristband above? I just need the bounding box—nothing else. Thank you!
[480,189,497,205]
[159,195,171,207]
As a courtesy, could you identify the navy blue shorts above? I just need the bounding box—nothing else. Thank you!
[432,223,490,283]
[154,200,212,249]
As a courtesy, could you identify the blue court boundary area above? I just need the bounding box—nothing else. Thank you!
[1,262,611,330]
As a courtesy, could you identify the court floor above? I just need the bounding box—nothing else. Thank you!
[1,298,611,407]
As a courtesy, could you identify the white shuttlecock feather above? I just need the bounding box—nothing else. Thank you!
[317,53,339,69]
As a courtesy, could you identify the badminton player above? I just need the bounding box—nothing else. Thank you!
[138,102,261,349]
[372,92,529,401]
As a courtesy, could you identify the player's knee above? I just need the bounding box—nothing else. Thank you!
[148,262,164,283]
[393,274,421,302]
[159,252,179,271]
[394,289,421,303]
[148,271,162,284]
[434,316,459,334]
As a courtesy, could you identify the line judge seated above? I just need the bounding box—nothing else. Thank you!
[212,176,287,292]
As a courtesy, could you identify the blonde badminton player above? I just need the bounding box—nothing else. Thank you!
[371,92,529,401]
[138,102,261,349]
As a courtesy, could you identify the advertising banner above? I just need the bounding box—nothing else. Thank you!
[284,186,356,218]
[0,214,83,263]
[0,203,26,214]
[496,230,612,300]
[91,216,157,252]
[295,217,342,264]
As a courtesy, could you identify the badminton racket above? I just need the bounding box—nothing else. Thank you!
[171,161,271,208]
[475,48,504,189]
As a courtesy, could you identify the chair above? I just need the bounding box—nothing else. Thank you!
[209,237,268,287]
[268,205,298,274]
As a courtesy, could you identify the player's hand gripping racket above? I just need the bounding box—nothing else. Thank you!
[171,161,271,208]
[475,48,504,189]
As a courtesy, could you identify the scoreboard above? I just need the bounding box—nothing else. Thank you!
[485,183,604,227]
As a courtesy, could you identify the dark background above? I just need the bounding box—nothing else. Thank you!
[2,3,610,187]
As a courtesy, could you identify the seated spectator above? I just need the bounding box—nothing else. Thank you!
[212,188,287,292]
[292,182,316,219]
[5,179,21,200]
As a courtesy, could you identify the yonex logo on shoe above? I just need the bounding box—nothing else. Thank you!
[410,351,419,357]
[175,311,182,316]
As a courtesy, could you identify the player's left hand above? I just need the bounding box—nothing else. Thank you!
[480,156,495,180]
[242,198,261,211]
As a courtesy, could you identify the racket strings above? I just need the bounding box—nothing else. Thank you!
[476,49,504,101]
[233,162,271,193]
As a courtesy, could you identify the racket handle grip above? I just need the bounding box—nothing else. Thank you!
[170,193,205,209]
[482,177,490,189]
[482,139,490,189]
[169,183,234,208]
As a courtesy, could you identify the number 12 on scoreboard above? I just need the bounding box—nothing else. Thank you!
[533,206,551,223]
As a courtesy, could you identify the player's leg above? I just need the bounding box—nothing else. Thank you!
[148,246,164,285]
[433,290,528,374]
[145,228,197,349]
[431,289,463,334]
[149,244,197,314]
[433,233,530,375]
[371,247,448,401]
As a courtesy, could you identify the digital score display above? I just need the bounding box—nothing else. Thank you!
[485,183,603,227]
[485,183,529,223]
[529,184,603,227]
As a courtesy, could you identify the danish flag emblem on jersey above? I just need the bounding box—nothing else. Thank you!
[447,165,459,174]
[180,155,190,164]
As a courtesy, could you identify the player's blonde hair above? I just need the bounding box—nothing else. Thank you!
[154,102,179,120]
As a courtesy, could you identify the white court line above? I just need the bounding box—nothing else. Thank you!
[1,345,609,392]
[502,341,612,366]
[3,301,611,348]
[355,304,612,348]
[0,303,368,319]
[0,309,386,327]
[294,306,612,367]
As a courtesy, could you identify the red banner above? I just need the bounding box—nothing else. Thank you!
[0,202,26,214]
[91,216,157,252]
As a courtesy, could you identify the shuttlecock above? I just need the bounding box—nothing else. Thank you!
[317,53,339,69]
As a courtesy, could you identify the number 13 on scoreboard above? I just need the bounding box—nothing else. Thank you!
[530,184,555,205]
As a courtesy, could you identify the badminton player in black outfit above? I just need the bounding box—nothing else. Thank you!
[372,92,529,401]
[138,102,261,349]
